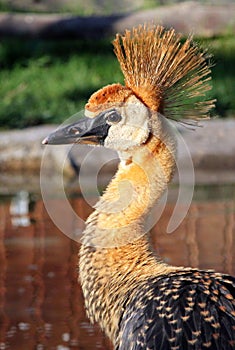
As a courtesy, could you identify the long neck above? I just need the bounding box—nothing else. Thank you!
[79,120,177,343]
[82,124,176,248]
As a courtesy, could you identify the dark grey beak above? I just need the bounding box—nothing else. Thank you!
[42,112,110,145]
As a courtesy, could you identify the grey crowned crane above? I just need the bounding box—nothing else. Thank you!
[43,25,235,350]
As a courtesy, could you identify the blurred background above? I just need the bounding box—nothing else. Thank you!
[0,1,235,350]
[0,0,234,128]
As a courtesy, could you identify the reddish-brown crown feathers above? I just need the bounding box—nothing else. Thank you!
[86,25,215,120]
[85,84,132,113]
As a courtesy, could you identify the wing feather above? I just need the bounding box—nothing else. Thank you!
[117,270,235,350]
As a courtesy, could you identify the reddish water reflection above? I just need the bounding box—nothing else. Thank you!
[0,185,234,350]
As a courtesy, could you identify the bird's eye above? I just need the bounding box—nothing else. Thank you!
[106,111,122,124]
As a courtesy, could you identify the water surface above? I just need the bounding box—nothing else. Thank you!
[0,181,234,350]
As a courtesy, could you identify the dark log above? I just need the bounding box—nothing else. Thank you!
[0,2,234,39]
[0,12,125,39]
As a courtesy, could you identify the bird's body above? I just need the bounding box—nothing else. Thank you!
[80,242,235,349]
[119,270,235,350]
[44,25,235,349]
[79,118,235,349]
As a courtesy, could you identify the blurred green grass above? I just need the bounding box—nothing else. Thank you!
[206,35,235,117]
[0,39,123,128]
[0,34,234,129]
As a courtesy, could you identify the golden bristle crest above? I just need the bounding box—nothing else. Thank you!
[113,25,215,120]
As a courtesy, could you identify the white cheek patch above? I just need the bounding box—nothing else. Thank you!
[104,101,150,151]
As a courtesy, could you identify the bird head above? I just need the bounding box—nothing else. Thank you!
[43,83,152,152]
[43,25,215,151]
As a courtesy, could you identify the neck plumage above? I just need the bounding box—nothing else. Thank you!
[79,118,178,342]
[82,118,176,248]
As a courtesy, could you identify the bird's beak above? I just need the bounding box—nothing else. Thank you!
[42,112,110,145]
